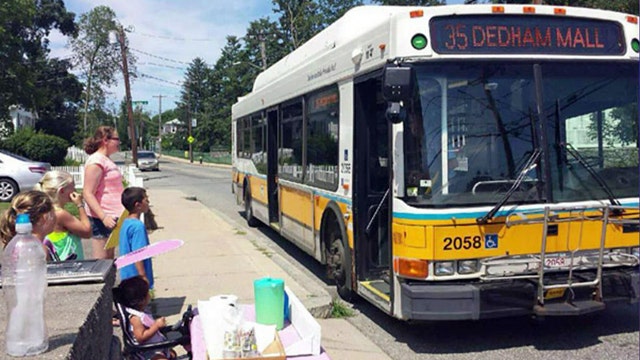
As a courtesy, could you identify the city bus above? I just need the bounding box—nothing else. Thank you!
[231,4,639,320]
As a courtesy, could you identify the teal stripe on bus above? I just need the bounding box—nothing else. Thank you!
[393,200,640,221]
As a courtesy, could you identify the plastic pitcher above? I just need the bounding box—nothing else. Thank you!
[253,277,285,330]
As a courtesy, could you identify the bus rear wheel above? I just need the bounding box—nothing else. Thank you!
[244,186,259,227]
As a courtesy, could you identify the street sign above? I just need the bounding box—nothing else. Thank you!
[132,100,148,105]
[187,136,195,144]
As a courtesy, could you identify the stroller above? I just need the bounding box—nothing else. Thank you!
[113,287,194,360]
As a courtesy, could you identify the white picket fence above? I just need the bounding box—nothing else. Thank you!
[66,146,88,163]
[51,165,143,188]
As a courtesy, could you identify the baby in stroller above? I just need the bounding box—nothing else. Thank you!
[113,276,192,360]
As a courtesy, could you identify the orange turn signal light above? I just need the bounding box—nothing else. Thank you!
[492,6,504,13]
[627,16,638,24]
[410,10,424,18]
[523,6,535,14]
[394,257,428,279]
[554,8,566,15]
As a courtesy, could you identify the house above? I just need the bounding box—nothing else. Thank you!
[162,119,183,135]
[5,105,37,133]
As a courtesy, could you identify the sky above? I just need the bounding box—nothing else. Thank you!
[48,0,466,115]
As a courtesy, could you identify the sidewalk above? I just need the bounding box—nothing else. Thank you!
[145,188,393,360]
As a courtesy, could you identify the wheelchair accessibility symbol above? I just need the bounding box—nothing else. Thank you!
[485,234,498,249]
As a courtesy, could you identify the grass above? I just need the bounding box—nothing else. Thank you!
[329,299,355,318]
[162,149,231,165]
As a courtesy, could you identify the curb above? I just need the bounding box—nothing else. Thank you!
[159,154,232,169]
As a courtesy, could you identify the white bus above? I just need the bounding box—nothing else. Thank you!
[232,4,639,320]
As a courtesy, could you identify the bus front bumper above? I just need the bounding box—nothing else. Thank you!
[400,267,639,321]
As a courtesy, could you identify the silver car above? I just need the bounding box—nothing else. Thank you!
[137,151,159,171]
[0,150,51,202]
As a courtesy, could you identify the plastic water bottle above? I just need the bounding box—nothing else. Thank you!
[2,214,48,356]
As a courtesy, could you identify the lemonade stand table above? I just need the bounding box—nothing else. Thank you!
[190,304,331,360]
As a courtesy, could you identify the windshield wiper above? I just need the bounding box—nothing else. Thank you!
[476,148,542,224]
[560,143,622,210]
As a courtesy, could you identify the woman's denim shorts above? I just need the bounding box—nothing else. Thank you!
[89,216,114,239]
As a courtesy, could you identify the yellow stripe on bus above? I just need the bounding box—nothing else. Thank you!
[392,214,639,260]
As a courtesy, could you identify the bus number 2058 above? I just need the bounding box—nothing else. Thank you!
[443,236,482,250]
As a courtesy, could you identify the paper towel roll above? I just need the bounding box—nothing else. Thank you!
[199,294,241,359]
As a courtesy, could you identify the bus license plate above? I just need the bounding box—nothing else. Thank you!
[544,254,569,268]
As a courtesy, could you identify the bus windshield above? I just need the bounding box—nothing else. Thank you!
[403,61,638,207]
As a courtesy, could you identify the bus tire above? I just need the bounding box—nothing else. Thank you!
[244,183,259,227]
[323,206,355,302]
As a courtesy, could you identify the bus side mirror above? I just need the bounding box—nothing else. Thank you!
[382,66,414,102]
[382,66,414,124]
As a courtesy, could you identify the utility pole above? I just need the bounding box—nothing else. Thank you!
[115,26,137,167]
[187,89,193,163]
[153,94,164,156]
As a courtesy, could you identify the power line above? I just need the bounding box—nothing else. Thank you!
[131,32,218,42]
[139,62,186,70]
[139,73,182,86]
[130,48,191,65]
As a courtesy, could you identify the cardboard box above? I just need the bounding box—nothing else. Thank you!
[209,333,286,360]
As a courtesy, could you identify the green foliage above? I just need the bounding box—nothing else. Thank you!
[329,299,355,318]
[0,0,77,122]
[3,128,69,165]
[70,5,133,134]
[34,58,83,143]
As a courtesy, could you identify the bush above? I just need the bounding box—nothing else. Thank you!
[3,128,69,165]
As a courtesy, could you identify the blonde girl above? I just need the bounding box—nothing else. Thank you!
[0,190,57,261]
[35,171,90,261]
[83,126,125,259]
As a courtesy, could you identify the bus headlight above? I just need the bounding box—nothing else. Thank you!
[458,260,478,274]
[632,247,640,258]
[435,261,455,276]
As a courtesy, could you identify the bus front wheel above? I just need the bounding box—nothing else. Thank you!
[325,215,354,301]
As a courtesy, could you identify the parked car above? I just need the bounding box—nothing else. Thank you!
[0,150,51,202]
[137,151,159,171]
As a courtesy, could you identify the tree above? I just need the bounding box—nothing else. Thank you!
[70,5,132,135]
[0,0,76,123]
[317,0,364,28]
[179,58,211,151]
[34,58,83,143]
[272,0,322,50]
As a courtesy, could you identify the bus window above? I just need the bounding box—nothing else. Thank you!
[279,101,304,181]
[305,87,339,190]
[251,112,266,174]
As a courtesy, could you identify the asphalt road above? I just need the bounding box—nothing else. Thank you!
[140,156,640,360]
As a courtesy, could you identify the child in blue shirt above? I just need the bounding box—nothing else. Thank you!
[119,187,155,292]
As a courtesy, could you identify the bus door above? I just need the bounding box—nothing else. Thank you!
[267,108,280,225]
[354,74,392,306]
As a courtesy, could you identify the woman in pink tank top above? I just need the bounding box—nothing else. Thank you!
[83,126,125,259]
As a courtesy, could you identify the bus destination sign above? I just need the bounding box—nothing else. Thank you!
[429,15,624,55]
